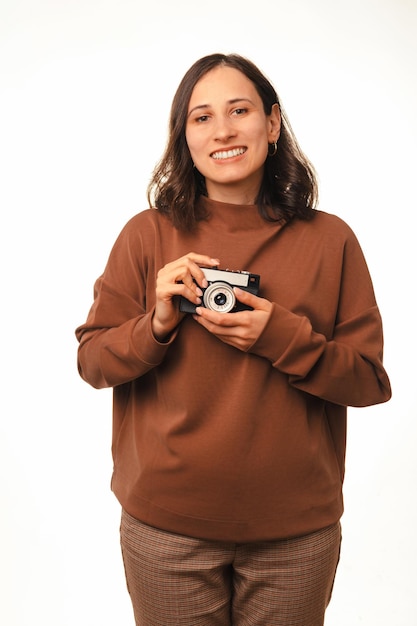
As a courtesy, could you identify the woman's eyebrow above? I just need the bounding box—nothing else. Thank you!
[187,98,255,118]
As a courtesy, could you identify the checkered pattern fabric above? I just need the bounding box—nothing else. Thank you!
[120,510,341,625]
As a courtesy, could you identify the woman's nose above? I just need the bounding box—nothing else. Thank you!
[213,116,236,140]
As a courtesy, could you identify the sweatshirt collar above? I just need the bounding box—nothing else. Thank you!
[198,196,272,232]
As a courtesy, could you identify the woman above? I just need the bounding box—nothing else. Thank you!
[76,53,391,625]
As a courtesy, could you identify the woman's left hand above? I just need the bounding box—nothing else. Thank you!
[193,287,273,351]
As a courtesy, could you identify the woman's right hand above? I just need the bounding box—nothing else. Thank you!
[151,252,220,341]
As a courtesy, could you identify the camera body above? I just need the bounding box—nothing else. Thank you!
[179,267,260,314]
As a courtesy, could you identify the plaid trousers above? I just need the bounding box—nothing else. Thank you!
[120,510,341,626]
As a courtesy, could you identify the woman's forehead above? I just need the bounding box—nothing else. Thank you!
[188,66,259,108]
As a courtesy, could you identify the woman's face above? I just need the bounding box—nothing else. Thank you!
[185,66,280,204]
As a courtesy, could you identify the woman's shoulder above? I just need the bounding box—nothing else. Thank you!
[123,206,167,228]
[282,210,363,258]
[106,208,174,258]
[301,209,359,242]
[117,207,173,238]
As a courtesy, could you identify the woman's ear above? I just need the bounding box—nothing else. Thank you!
[268,103,281,142]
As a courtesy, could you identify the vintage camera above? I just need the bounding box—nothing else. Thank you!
[179,267,260,314]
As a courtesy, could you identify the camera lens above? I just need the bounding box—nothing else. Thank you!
[214,293,227,306]
[203,281,236,313]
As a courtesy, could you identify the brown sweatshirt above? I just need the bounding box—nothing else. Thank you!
[76,197,391,542]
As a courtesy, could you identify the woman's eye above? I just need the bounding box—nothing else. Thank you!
[196,115,209,123]
[233,108,247,116]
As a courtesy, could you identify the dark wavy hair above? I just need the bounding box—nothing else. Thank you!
[147,53,318,231]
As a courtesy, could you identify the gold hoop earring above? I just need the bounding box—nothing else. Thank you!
[268,141,278,157]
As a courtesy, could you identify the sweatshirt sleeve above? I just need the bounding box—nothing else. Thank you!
[248,227,391,408]
[75,215,177,389]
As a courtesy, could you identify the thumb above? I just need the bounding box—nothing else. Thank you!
[234,287,261,308]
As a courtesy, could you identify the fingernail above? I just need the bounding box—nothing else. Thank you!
[196,287,203,296]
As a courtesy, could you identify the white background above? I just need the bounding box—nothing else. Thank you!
[1,1,416,624]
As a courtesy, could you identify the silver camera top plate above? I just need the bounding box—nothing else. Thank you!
[202,267,250,287]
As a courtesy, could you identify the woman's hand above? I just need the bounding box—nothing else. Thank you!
[152,252,220,341]
[192,287,273,351]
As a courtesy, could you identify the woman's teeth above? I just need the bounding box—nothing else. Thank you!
[211,148,246,160]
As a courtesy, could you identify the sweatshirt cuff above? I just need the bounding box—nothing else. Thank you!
[132,310,179,367]
[248,303,325,375]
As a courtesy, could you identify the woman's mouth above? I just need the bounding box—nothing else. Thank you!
[210,147,247,160]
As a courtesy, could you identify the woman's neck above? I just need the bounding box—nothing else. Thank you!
[205,179,260,206]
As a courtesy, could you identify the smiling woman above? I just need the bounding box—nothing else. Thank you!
[185,67,281,204]
[148,53,318,231]
[76,52,391,626]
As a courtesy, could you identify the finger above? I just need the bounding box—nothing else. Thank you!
[169,254,220,289]
[233,287,269,310]
[186,255,220,288]
[193,307,243,328]
[160,279,203,307]
[184,252,220,268]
